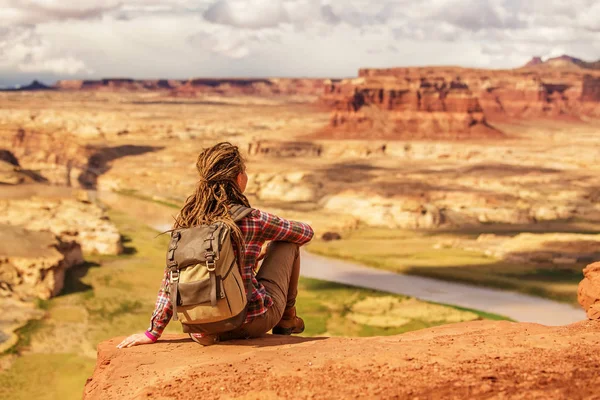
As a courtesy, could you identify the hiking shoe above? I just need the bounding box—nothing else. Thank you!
[189,333,219,346]
[272,307,305,335]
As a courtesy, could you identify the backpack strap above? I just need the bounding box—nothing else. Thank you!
[229,204,254,222]
[167,231,182,321]
[228,204,255,309]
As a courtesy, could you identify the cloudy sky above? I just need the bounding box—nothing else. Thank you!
[1,0,599,85]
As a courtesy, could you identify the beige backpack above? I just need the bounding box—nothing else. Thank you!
[166,205,253,334]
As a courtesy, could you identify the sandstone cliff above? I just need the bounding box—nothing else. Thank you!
[0,225,83,301]
[319,75,501,140]
[85,320,600,399]
[357,67,600,119]
[320,66,600,140]
[0,197,123,255]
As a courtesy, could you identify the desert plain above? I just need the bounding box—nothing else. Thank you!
[2,58,600,399]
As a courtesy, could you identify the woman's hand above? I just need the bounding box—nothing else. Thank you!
[117,332,154,349]
[257,241,270,261]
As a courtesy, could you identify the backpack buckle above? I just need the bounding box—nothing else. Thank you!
[205,251,218,272]
[169,270,180,283]
[206,259,216,272]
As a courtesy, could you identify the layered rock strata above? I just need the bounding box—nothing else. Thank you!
[320,75,500,140]
[320,66,600,140]
[357,67,600,119]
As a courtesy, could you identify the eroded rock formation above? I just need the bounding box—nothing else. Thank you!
[358,67,600,119]
[248,140,323,157]
[521,55,600,71]
[0,127,162,188]
[0,128,90,186]
[448,234,600,265]
[321,65,600,140]
[0,197,123,255]
[247,172,322,203]
[85,320,600,400]
[0,225,83,301]
[0,149,48,185]
[0,298,45,354]
[581,75,600,103]
[320,75,501,140]
[578,262,600,319]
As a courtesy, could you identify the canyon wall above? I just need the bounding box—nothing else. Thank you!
[319,75,501,140]
[581,75,600,103]
[320,67,600,140]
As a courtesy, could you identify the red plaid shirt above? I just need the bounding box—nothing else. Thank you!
[146,208,314,339]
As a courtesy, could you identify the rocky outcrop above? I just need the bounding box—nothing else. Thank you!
[0,150,19,166]
[321,66,600,140]
[247,172,322,203]
[0,128,91,186]
[447,234,600,265]
[581,75,600,103]
[323,192,444,229]
[0,159,47,185]
[0,150,47,185]
[0,127,162,187]
[0,198,123,255]
[524,56,544,68]
[356,67,600,120]
[0,225,84,301]
[85,320,600,400]
[0,298,45,354]
[521,55,600,71]
[578,262,600,319]
[319,75,501,140]
[0,80,53,92]
[248,140,323,157]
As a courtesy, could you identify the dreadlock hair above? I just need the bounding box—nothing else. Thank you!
[173,142,251,265]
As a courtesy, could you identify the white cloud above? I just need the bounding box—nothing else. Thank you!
[204,0,289,29]
[0,0,599,84]
[0,27,90,75]
[0,0,121,25]
[18,56,88,75]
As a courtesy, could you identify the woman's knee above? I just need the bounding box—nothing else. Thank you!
[267,241,300,256]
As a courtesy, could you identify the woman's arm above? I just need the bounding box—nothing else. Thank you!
[146,268,174,338]
[117,269,173,348]
[256,210,314,245]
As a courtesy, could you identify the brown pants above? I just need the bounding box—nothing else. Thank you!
[221,241,300,340]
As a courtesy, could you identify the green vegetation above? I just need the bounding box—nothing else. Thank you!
[115,188,181,209]
[0,208,508,400]
[3,319,44,355]
[307,227,584,304]
[0,354,94,400]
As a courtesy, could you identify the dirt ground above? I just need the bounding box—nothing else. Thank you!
[85,320,600,400]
